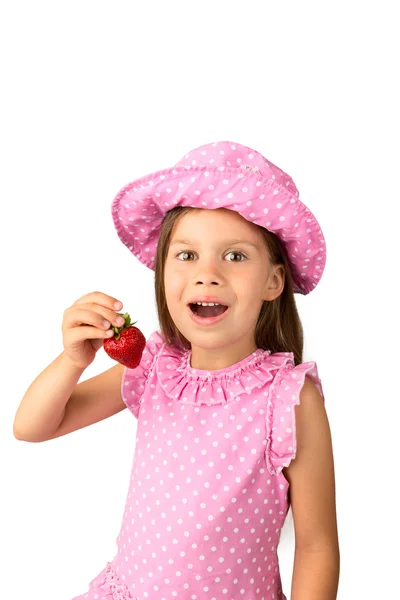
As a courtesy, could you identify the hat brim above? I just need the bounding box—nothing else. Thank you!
[112,165,326,295]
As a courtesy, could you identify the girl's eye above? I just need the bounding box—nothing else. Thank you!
[176,251,195,261]
[226,251,246,262]
[175,250,247,262]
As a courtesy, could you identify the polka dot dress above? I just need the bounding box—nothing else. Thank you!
[72,331,325,600]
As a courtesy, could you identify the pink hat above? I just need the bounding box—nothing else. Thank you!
[111,140,326,294]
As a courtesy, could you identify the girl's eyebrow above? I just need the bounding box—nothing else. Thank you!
[170,238,260,250]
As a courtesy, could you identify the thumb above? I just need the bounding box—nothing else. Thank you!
[91,338,105,351]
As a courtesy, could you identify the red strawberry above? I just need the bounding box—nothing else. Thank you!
[103,312,146,368]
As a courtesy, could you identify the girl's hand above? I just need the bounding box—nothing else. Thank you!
[61,291,124,369]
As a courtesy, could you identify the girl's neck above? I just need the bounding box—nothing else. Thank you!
[189,338,259,371]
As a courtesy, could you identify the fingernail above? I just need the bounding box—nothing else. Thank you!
[114,301,122,309]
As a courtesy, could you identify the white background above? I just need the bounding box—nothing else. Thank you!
[1,1,399,598]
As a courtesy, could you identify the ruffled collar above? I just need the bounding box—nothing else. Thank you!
[156,342,294,406]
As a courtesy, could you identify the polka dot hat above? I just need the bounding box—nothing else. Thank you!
[111,140,326,294]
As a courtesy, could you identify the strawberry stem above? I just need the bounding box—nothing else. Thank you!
[110,312,138,341]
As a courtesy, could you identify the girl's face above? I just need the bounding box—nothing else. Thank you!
[164,208,284,370]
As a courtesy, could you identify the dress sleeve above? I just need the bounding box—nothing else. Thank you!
[265,360,325,476]
[120,330,164,418]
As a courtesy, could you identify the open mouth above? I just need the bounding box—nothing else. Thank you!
[189,303,228,318]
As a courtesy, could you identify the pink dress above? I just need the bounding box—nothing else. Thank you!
[72,330,325,600]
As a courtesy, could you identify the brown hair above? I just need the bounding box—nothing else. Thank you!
[154,207,305,365]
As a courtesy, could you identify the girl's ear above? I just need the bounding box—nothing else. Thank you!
[263,265,285,301]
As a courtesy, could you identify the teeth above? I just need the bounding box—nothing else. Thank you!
[195,302,221,306]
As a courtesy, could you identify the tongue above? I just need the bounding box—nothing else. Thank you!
[195,304,227,318]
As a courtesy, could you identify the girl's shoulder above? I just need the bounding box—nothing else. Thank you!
[266,354,325,476]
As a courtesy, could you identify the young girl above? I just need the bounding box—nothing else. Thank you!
[14,141,340,599]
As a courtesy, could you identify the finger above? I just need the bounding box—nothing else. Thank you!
[66,325,114,346]
[73,291,123,311]
[64,308,114,332]
[91,338,107,351]
[78,304,126,328]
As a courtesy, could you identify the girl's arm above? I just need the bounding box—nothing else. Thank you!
[282,377,340,599]
[291,547,340,600]
[13,352,125,442]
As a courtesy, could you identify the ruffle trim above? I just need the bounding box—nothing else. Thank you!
[265,361,325,476]
[121,331,165,417]
[156,342,296,406]
[87,561,137,600]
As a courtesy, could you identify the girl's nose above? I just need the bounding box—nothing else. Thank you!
[194,270,222,286]
[192,254,225,285]
[196,278,220,286]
